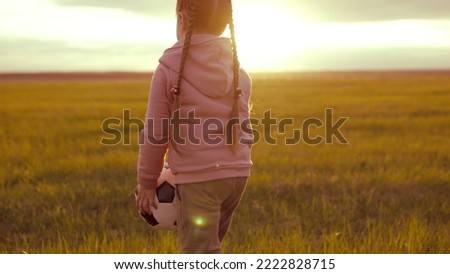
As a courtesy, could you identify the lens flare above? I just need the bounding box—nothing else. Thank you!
[193,217,205,226]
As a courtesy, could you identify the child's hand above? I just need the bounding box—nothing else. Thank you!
[136,185,158,215]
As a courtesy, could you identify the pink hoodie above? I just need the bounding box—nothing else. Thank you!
[138,34,253,189]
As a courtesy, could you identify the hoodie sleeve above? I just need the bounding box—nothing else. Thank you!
[137,65,172,189]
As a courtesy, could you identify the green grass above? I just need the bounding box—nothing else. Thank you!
[0,71,449,253]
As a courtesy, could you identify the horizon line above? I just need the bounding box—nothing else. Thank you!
[1,69,449,83]
[1,68,449,75]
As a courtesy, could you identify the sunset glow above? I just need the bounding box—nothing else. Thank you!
[233,2,450,71]
[0,0,449,72]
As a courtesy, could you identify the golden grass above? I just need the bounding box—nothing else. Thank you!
[0,71,449,253]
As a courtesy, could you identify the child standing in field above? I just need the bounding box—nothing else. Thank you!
[136,0,253,254]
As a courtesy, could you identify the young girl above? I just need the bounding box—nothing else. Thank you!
[136,0,253,254]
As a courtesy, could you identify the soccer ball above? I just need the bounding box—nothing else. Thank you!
[135,165,177,230]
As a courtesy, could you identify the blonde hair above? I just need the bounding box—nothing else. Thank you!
[172,0,242,153]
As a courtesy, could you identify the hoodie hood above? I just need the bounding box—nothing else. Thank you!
[159,34,234,99]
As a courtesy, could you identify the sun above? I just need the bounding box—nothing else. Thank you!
[231,2,305,72]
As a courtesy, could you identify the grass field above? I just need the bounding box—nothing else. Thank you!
[0,71,449,253]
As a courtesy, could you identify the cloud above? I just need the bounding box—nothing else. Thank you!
[0,38,165,72]
[52,0,175,18]
[52,0,450,22]
[278,0,450,22]
[1,37,448,72]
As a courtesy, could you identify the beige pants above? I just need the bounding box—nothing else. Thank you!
[175,177,248,254]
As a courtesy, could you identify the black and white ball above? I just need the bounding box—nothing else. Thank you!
[135,165,177,230]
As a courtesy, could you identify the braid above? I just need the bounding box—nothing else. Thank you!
[174,1,198,97]
[173,0,198,100]
[229,2,240,96]
[171,0,198,154]
[228,0,242,153]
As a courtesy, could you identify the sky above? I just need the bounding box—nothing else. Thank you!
[0,0,449,72]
